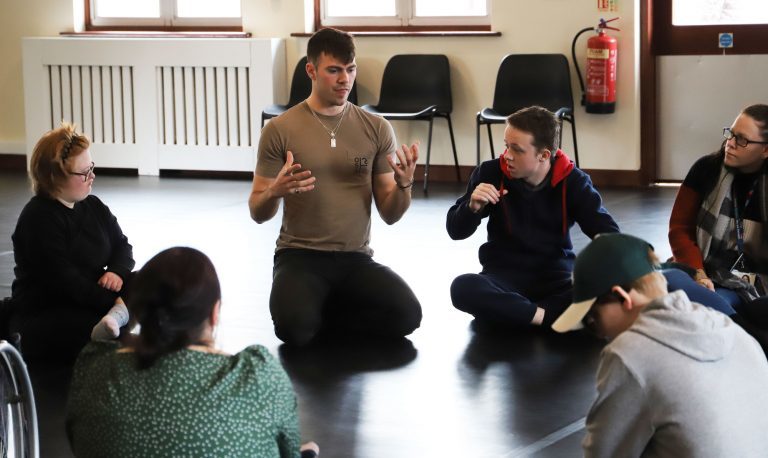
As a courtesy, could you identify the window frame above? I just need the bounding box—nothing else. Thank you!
[85,0,243,32]
[653,0,768,55]
[315,0,491,32]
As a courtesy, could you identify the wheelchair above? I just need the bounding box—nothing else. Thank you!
[0,336,38,458]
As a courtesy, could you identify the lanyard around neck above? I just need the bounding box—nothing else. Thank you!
[732,177,759,258]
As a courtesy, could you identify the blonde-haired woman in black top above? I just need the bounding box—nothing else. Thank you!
[6,122,133,362]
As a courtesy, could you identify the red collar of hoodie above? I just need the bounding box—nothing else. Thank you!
[498,149,575,235]
[498,148,574,186]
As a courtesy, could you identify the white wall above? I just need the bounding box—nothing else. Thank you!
[658,54,768,180]
[1,0,639,171]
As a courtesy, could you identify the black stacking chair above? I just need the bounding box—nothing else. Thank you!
[476,54,579,167]
[362,54,460,193]
[262,56,359,127]
[0,338,38,458]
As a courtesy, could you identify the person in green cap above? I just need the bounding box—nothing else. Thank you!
[553,233,768,458]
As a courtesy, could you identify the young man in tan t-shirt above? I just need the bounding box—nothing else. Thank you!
[248,28,422,346]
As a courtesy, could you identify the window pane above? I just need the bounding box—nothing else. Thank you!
[177,0,241,18]
[673,0,768,25]
[414,0,487,17]
[95,0,160,18]
[326,0,396,17]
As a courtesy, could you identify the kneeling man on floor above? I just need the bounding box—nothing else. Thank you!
[553,233,768,458]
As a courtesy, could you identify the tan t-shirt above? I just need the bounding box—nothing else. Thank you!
[256,101,396,255]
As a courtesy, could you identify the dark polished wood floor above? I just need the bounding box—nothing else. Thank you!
[0,171,678,457]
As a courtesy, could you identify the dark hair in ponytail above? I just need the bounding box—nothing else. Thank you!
[742,104,768,141]
[128,247,221,369]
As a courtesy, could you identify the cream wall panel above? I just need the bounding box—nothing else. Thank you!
[658,55,768,181]
[0,0,72,145]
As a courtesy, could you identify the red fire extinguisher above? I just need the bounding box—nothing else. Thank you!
[572,18,619,114]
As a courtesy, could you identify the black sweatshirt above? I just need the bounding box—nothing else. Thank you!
[10,195,134,315]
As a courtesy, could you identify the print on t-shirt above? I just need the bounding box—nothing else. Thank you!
[353,155,369,175]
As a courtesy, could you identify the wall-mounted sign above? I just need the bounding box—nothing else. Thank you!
[598,0,617,12]
[719,33,734,48]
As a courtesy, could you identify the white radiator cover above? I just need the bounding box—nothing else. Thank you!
[23,37,286,175]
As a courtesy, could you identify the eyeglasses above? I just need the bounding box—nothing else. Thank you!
[723,127,768,148]
[70,162,95,182]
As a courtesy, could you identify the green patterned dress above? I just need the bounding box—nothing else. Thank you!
[66,342,301,457]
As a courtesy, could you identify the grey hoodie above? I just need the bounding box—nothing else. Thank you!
[584,290,768,458]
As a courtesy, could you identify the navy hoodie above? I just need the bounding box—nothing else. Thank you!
[446,150,619,274]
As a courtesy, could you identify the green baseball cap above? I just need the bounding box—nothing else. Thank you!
[552,233,656,333]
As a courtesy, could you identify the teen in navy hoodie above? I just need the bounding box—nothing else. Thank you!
[446,106,619,329]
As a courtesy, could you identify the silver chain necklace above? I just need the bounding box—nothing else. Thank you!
[307,101,348,148]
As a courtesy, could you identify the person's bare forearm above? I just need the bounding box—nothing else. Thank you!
[249,152,314,223]
[376,143,418,224]
[249,186,280,223]
[377,184,412,224]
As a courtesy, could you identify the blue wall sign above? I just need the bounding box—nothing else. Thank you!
[719,33,734,49]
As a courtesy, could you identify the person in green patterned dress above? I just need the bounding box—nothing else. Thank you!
[66,246,319,457]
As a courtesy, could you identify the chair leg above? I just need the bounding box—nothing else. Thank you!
[476,116,482,166]
[570,117,579,168]
[486,124,495,159]
[423,117,435,193]
[445,115,461,182]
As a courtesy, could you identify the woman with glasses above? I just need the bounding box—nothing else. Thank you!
[669,104,768,325]
[5,122,134,362]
